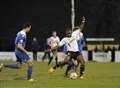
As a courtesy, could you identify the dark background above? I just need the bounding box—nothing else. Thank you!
[0,0,120,51]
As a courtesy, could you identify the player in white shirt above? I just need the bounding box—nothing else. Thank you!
[69,16,86,79]
[71,27,85,79]
[49,16,86,78]
[48,29,77,75]
[48,31,60,65]
[67,27,85,78]
[49,28,84,77]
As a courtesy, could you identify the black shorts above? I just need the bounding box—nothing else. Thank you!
[66,51,81,60]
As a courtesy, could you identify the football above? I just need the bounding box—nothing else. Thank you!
[69,72,78,79]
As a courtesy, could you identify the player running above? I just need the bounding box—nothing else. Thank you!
[48,29,71,70]
[48,28,83,77]
[49,16,86,79]
[0,23,34,81]
[48,31,60,65]
[64,16,86,78]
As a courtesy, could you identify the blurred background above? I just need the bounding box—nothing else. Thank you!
[0,0,120,51]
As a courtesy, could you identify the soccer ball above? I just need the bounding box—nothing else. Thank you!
[69,72,78,79]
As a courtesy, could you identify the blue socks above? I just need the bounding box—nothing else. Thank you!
[4,64,33,80]
[27,66,32,80]
[4,64,18,69]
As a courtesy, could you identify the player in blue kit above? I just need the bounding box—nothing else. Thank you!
[0,23,34,81]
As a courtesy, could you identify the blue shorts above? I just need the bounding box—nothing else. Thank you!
[15,51,30,63]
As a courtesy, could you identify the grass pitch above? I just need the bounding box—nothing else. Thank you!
[0,61,120,88]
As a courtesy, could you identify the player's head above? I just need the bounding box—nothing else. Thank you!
[23,23,31,33]
[52,31,57,37]
[73,26,80,32]
[80,16,85,22]
[66,29,71,37]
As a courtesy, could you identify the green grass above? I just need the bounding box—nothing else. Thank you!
[0,61,120,88]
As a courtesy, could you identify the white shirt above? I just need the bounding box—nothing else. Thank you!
[49,36,60,48]
[69,29,83,51]
[65,29,81,52]
[59,36,79,52]
[79,32,83,40]
[47,37,51,46]
[59,37,70,47]
[71,29,81,41]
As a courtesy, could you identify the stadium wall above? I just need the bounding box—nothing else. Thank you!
[0,52,88,61]
[0,51,120,62]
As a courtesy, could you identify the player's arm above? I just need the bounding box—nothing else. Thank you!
[57,37,60,45]
[17,42,30,55]
[80,16,86,32]
[67,33,80,44]
[50,38,66,51]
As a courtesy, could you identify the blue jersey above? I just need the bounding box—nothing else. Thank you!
[63,44,69,53]
[15,31,26,49]
[15,30,29,62]
[62,37,70,53]
[77,32,84,52]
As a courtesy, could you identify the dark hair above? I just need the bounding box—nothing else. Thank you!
[73,26,80,31]
[23,23,31,29]
[66,29,71,35]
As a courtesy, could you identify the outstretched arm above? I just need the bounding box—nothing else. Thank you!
[50,38,67,51]
[80,16,86,32]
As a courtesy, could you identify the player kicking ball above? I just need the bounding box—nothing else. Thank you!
[48,28,85,79]
[0,23,34,82]
[49,16,86,79]
[48,30,74,74]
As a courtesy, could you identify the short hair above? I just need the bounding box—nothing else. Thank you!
[73,26,80,31]
[23,23,31,29]
[66,29,71,35]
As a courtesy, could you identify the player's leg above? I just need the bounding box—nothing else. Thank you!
[0,56,22,70]
[55,56,58,65]
[48,53,69,73]
[48,56,53,65]
[19,53,34,81]
[3,63,20,69]
[0,56,22,78]
[64,52,74,76]
[54,50,58,65]
[53,53,69,69]
[77,54,85,79]
[55,60,69,69]
[48,60,69,73]
[15,62,23,76]
[3,62,21,69]
[26,60,33,81]
[75,61,79,71]
[22,53,34,81]
[48,51,51,60]
[42,51,47,61]
[48,52,54,65]
[64,61,75,77]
